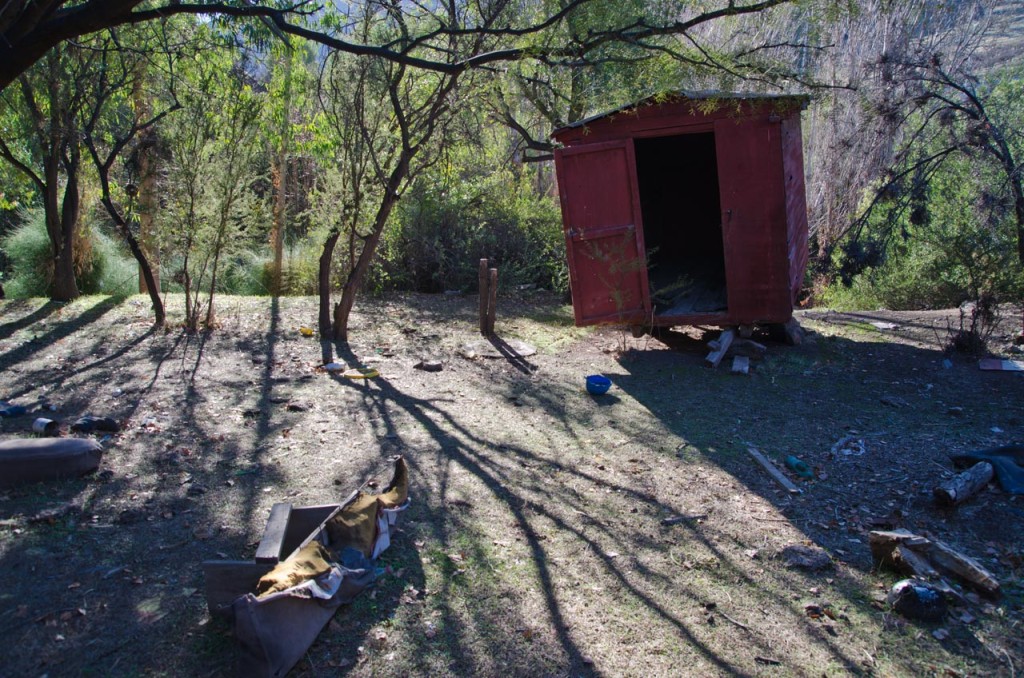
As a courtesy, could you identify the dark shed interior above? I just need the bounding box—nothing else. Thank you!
[634,133,727,315]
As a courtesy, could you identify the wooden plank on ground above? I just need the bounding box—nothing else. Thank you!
[978,358,1024,372]
[255,502,293,564]
[746,447,802,494]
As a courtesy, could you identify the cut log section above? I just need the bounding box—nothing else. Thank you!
[933,462,994,507]
[870,529,1000,598]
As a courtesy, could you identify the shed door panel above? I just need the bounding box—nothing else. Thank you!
[555,140,650,326]
[714,118,789,321]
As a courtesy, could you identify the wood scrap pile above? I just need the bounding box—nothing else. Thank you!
[869,529,1000,601]
[704,328,767,372]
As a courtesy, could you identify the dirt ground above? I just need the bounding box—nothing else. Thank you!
[0,291,1022,677]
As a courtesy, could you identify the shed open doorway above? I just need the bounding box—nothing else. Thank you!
[634,132,727,317]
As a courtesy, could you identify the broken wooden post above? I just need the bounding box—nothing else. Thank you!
[478,259,490,335]
[933,462,994,507]
[486,267,498,335]
[705,328,736,368]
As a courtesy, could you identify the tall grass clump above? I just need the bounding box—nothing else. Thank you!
[1,208,136,298]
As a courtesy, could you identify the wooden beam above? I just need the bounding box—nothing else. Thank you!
[746,447,802,494]
[486,268,498,335]
[479,258,489,335]
[705,328,736,368]
[255,503,293,564]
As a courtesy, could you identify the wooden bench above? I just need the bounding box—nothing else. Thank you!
[202,490,358,619]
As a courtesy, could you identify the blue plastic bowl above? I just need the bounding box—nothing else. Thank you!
[585,374,612,395]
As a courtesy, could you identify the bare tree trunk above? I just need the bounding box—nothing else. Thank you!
[318,229,341,337]
[270,48,293,296]
[332,158,408,341]
[50,161,80,301]
[133,64,159,294]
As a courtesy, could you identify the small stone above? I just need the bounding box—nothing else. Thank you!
[780,544,832,570]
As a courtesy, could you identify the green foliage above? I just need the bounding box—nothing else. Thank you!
[822,151,1024,310]
[379,164,565,294]
[1,209,135,298]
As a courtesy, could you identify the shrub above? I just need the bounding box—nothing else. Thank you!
[0,208,135,298]
[378,168,566,294]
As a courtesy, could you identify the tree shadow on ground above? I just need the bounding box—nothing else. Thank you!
[608,326,1023,673]
[292,332,894,676]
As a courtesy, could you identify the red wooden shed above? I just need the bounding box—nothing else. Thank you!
[551,91,810,332]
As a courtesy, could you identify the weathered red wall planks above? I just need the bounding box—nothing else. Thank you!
[552,92,810,329]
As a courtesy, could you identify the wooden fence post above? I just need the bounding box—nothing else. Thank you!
[478,258,489,335]
[487,268,498,335]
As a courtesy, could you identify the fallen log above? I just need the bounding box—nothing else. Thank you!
[933,462,993,507]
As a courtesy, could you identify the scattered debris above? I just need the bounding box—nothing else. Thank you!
[459,339,537,359]
[933,462,994,507]
[343,368,379,379]
[784,455,814,479]
[870,529,1000,598]
[0,402,27,417]
[414,360,443,372]
[729,338,767,360]
[661,514,707,526]
[831,435,867,457]
[323,362,346,372]
[746,447,802,494]
[730,355,750,375]
[780,544,832,571]
[871,321,899,331]
[888,579,947,621]
[32,417,59,436]
[70,415,120,434]
[978,358,1023,372]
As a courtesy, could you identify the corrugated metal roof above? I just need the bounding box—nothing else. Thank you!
[552,89,810,134]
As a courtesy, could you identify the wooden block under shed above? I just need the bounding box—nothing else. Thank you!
[705,328,736,368]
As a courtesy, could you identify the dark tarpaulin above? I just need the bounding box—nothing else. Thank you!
[951,445,1024,495]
